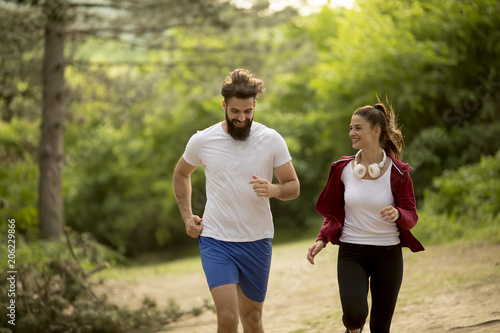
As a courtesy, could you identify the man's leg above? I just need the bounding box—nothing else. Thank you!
[211,283,240,333]
[238,285,264,333]
[200,237,241,332]
[234,238,271,333]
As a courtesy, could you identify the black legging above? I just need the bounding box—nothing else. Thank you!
[337,242,403,333]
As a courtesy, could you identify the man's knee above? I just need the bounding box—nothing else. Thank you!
[217,308,239,331]
[241,309,263,329]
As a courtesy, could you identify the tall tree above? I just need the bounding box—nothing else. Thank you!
[38,0,66,239]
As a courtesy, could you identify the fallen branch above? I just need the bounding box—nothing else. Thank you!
[85,262,111,278]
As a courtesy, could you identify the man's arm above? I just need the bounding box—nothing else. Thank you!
[273,161,300,200]
[249,161,300,201]
[173,156,203,238]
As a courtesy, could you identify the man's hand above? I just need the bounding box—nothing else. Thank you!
[184,215,203,238]
[249,175,277,198]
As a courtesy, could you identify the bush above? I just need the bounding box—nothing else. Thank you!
[0,229,209,332]
[413,151,500,244]
[406,123,500,201]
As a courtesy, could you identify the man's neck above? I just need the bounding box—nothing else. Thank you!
[221,120,229,133]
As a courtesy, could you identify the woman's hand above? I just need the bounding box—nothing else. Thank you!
[307,240,325,265]
[380,206,400,223]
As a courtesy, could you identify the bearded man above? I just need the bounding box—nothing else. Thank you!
[173,68,300,333]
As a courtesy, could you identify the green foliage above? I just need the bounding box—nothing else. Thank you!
[0,119,39,234]
[414,152,500,244]
[0,1,44,122]
[406,123,500,200]
[275,0,500,203]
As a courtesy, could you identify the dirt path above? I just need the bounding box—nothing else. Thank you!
[100,241,500,332]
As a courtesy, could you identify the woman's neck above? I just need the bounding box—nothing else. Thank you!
[359,148,384,165]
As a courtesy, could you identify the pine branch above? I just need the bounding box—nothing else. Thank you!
[66,22,188,36]
[68,2,118,9]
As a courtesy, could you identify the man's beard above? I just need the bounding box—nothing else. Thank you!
[226,112,253,141]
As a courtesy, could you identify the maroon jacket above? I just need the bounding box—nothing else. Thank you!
[315,154,424,252]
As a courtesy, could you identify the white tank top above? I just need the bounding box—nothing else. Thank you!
[339,160,400,246]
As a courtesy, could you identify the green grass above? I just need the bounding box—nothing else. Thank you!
[93,254,202,281]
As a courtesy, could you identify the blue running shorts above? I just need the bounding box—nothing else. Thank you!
[199,236,272,303]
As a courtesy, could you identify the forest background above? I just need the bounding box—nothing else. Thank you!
[1,0,500,331]
[1,0,500,267]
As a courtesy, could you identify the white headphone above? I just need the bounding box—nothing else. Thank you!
[353,149,387,179]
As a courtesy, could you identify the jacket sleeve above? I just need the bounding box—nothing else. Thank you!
[395,172,418,230]
[316,218,329,246]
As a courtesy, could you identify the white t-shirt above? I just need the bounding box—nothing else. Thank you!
[339,160,400,246]
[183,121,292,242]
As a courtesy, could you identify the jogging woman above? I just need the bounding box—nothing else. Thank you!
[307,100,424,333]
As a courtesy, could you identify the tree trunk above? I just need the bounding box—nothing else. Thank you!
[1,94,14,123]
[39,3,66,240]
